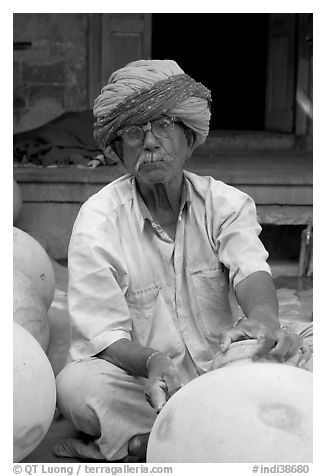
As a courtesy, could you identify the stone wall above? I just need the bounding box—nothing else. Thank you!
[13,13,89,133]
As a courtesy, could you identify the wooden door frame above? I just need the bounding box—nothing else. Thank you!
[295,13,313,136]
[87,13,152,108]
[87,14,103,108]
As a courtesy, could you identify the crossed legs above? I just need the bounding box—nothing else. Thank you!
[55,357,157,461]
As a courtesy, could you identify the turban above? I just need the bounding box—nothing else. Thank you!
[93,59,212,150]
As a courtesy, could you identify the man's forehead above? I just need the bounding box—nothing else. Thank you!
[125,115,173,128]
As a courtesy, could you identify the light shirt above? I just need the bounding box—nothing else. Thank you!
[67,171,270,382]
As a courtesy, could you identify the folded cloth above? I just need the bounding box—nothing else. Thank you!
[53,437,106,460]
[13,110,117,167]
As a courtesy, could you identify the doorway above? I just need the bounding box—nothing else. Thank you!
[152,13,269,131]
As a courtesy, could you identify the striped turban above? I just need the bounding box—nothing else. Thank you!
[93,59,212,150]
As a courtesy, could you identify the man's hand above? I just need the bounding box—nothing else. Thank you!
[217,319,311,368]
[145,353,182,413]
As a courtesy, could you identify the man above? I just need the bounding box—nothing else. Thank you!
[55,59,312,462]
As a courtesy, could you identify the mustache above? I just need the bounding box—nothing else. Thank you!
[135,151,173,173]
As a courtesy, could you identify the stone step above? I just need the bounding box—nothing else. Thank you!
[201,130,297,152]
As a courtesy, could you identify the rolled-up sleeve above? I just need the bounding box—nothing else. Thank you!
[68,222,132,361]
[217,192,271,289]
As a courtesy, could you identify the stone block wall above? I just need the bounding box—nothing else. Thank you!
[13,13,89,133]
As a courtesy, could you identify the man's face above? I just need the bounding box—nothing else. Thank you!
[119,118,195,185]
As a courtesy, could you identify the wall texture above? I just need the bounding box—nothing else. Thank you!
[13,13,89,133]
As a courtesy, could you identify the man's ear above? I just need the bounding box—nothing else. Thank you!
[184,128,196,159]
[184,128,196,147]
[104,144,121,164]
[109,140,124,163]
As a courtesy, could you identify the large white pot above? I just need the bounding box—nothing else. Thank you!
[13,322,56,462]
[147,363,312,463]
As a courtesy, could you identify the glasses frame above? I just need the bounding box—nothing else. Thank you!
[116,116,177,147]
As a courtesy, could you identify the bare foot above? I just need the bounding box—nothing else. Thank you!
[54,433,150,463]
[126,433,150,462]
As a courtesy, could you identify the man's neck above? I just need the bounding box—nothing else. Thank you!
[137,175,184,226]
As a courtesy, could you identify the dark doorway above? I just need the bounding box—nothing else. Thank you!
[152,13,269,130]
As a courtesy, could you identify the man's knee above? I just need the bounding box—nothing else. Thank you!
[57,359,93,403]
[55,357,154,444]
[56,357,147,418]
[56,358,113,436]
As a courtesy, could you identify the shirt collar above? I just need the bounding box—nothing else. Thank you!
[131,174,192,232]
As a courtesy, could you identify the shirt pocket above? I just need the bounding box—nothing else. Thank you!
[190,266,234,339]
[125,286,182,356]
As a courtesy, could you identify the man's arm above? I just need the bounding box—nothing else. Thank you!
[235,270,279,329]
[218,271,309,364]
[97,338,161,378]
[214,190,309,364]
[97,339,181,413]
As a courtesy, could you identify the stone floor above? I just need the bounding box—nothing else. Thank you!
[21,258,313,463]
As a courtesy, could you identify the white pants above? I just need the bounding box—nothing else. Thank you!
[56,321,313,461]
[56,358,157,460]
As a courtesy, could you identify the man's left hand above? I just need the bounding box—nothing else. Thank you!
[217,319,311,368]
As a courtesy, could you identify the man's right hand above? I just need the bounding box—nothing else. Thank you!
[145,352,182,413]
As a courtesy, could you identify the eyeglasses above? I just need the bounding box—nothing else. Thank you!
[116,117,176,147]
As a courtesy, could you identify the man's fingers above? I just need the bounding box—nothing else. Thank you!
[217,331,234,352]
[146,355,183,411]
[218,321,273,352]
[215,322,312,369]
[164,370,182,397]
[252,334,277,360]
[269,333,300,362]
[146,379,167,413]
[281,336,303,363]
[298,343,312,369]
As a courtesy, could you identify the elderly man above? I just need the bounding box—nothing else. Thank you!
[55,59,312,462]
